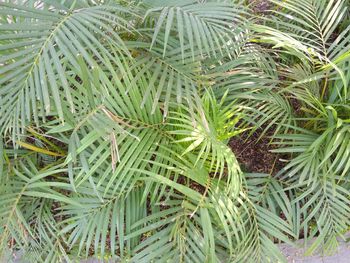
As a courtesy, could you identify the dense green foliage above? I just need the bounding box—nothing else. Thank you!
[1,0,350,262]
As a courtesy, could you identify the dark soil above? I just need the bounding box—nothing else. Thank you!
[229,130,287,175]
[248,0,272,14]
[289,97,303,116]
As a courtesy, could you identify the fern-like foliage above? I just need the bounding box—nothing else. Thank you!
[1,0,349,262]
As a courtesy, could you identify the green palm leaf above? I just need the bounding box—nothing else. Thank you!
[0,2,135,137]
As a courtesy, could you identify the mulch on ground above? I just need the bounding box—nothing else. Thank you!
[229,130,287,174]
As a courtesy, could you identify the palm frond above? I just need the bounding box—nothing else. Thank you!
[144,0,247,59]
[0,2,135,137]
[0,159,73,257]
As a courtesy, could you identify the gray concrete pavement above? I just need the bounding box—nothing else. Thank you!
[280,235,350,263]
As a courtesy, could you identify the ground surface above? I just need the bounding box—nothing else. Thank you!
[80,241,350,263]
[280,233,350,263]
[248,0,271,14]
[281,246,350,263]
[229,130,287,174]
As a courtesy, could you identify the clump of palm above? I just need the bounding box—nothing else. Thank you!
[248,0,350,255]
[0,0,349,262]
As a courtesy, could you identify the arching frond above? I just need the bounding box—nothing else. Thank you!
[0,159,74,256]
[143,0,247,59]
[60,181,146,260]
[0,2,136,137]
